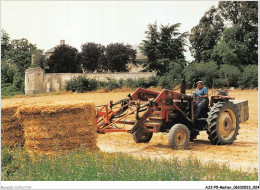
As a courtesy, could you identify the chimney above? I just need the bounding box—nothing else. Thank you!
[60,40,65,45]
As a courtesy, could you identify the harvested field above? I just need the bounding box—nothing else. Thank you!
[1,104,25,147]
[16,102,98,156]
[1,89,258,171]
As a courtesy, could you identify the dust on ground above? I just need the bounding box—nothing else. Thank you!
[2,89,258,171]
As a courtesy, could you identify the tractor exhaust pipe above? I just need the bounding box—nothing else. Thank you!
[180,77,186,94]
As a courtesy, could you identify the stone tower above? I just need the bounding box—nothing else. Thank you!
[24,67,44,94]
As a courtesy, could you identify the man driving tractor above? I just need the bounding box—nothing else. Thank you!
[193,81,209,119]
[96,79,248,147]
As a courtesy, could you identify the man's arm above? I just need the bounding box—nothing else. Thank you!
[199,94,208,98]
[199,88,208,98]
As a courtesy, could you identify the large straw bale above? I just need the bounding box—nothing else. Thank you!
[16,102,98,155]
[1,105,25,147]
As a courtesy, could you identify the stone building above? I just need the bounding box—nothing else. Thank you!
[45,40,65,59]
[25,67,45,94]
[24,41,152,94]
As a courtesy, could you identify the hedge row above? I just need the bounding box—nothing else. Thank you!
[185,63,258,89]
[65,76,160,92]
[65,63,258,93]
[64,63,258,92]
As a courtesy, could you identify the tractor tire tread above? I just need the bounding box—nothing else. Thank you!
[207,101,240,145]
[133,127,153,143]
[168,124,190,148]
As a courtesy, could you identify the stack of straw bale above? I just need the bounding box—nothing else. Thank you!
[16,102,98,155]
[1,105,25,147]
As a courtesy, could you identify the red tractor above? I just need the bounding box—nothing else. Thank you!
[96,85,249,148]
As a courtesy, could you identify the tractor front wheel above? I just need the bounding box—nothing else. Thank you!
[133,126,153,143]
[168,124,190,148]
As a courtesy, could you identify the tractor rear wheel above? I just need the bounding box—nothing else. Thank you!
[168,124,190,148]
[133,126,153,143]
[207,101,239,145]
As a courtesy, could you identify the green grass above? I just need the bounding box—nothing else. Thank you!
[1,146,258,181]
[1,90,24,99]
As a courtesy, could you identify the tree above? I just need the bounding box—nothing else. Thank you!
[105,43,136,72]
[1,59,16,84]
[215,64,241,87]
[80,42,106,72]
[1,30,15,84]
[238,65,258,89]
[190,2,257,68]
[141,22,188,75]
[218,1,258,26]
[31,49,47,69]
[189,6,224,62]
[46,44,81,73]
[218,1,258,66]
[140,22,160,73]
[1,29,12,59]
[158,60,184,89]
[211,27,248,68]
[9,38,38,74]
[185,61,219,88]
[1,30,52,93]
[1,38,38,91]
[159,23,188,60]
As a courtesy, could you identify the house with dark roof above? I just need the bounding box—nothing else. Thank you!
[45,40,65,58]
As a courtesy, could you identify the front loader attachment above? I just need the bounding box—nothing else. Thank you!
[95,87,194,134]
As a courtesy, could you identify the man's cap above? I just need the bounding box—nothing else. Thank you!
[196,81,203,85]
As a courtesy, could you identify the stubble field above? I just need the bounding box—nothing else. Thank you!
[1,89,258,172]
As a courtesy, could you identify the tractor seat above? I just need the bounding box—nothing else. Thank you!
[195,99,210,119]
[200,106,209,118]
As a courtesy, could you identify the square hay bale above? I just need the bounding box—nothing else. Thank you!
[16,102,98,156]
[1,105,25,147]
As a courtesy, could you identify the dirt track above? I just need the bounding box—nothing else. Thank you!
[2,89,258,171]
